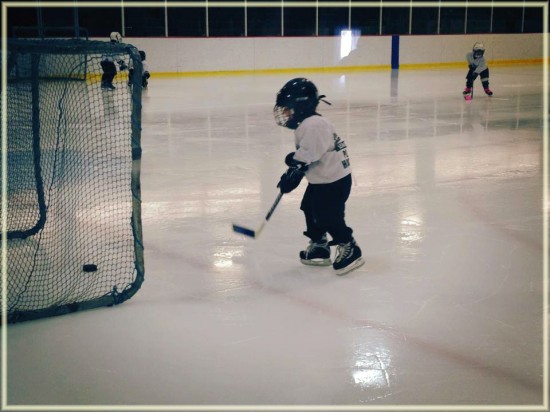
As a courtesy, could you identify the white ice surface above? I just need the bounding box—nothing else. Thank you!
[5,66,546,409]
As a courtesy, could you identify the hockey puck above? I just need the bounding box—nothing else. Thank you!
[82,264,98,272]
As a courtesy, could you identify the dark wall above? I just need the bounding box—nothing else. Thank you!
[5,1,545,38]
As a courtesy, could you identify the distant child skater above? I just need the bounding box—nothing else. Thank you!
[463,42,493,100]
[274,78,364,276]
[100,32,127,90]
[128,50,151,89]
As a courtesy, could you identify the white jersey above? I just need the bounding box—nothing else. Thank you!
[101,43,125,65]
[292,115,351,184]
[142,60,150,73]
[129,59,149,74]
[466,52,488,74]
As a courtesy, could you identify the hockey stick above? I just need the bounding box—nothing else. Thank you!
[232,192,283,239]
[464,69,475,101]
[464,82,474,101]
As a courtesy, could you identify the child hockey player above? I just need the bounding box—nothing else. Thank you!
[100,32,127,90]
[274,78,364,276]
[128,50,151,89]
[463,42,493,100]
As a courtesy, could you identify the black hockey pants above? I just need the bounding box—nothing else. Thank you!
[300,174,354,245]
[466,67,490,89]
[100,61,117,85]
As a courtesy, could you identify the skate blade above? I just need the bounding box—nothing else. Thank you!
[300,258,332,267]
[334,257,365,276]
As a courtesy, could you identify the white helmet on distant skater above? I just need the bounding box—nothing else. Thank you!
[110,32,122,43]
[472,42,485,58]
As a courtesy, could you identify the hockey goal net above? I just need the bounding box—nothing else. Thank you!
[1,39,145,323]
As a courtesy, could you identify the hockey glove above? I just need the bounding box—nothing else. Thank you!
[118,60,128,71]
[277,166,305,194]
[284,152,308,170]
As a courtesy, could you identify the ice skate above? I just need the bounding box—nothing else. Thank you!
[333,240,364,276]
[484,87,493,96]
[300,236,332,266]
[463,87,472,101]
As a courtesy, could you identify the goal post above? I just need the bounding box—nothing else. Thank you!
[1,38,145,323]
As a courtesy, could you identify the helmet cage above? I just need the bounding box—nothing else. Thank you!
[473,49,485,58]
[472,42,485,58]
[274,105,293,127]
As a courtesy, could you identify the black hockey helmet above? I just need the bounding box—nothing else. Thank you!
[139,50,146,61]
[274,78,327,129]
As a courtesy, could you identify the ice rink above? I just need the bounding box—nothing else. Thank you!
[5,65,547,409]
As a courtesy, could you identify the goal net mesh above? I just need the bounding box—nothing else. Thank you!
[1,39,144,323]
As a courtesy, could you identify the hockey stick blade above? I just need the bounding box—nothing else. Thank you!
[232,223,259,238]
[232,193,283,239]
[232,221,267,238]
